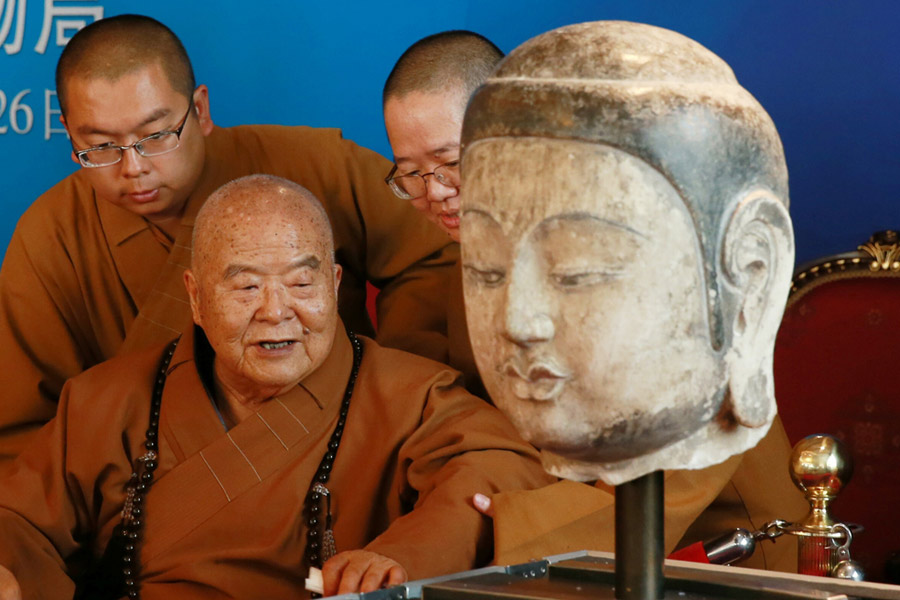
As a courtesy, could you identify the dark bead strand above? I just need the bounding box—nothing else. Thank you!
[120,340,177,599]
[304,332,362,581]
[116,333,361,599]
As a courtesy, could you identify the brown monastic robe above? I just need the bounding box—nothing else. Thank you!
[0,125,457,473]
[446,261,485,398]
[0,324,553,599]
[490,415,808,572]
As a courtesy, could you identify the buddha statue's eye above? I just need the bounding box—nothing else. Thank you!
[464,265,506,286]
[550,270,620,288]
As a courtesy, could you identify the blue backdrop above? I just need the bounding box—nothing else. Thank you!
[1,0,898,266]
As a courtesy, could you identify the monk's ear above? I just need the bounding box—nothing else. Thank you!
[720,189,794,427]
[332,263,342,297]
[192,85,214,136]
[61,115,79,165]
[183,269,203,326]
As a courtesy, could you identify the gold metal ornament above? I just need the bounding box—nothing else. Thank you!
[857,230,900,272]
[787,434,861,578]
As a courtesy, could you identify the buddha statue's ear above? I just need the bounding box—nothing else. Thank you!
[720,189,794,428]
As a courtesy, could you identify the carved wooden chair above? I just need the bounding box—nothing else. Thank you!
[774,230,900,583]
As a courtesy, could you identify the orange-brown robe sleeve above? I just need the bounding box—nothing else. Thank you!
[0,408,80,600]
[319,338,555,581]
[0,125,455,473]
[0,343,162,600]
[361,373,555,578]
[490,416,807,572]
[0,172,150,475]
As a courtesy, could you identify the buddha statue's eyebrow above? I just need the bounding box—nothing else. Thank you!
[222,256,321,280]
[462,208,647,241]
[538,212,647,240]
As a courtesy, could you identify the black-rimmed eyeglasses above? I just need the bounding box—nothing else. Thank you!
[73,102,194,168]
[384,159,460,200]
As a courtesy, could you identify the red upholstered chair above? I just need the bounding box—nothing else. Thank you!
[774,230,900,583]
[366,281,379,331]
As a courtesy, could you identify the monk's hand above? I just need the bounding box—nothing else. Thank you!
[321,550,407,595]
[0,565,22,600]
[472,492,495,518]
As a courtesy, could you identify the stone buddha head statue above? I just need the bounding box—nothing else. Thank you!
[460,21,794,485]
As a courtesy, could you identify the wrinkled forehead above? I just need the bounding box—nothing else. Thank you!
[196,204,333,271]
[461,137,696,242]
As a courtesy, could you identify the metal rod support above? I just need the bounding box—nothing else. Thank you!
[615,470,665,600]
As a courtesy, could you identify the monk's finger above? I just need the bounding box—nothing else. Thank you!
[473,492,495,518]
[335,553,370,594]
[325,550,407,595]
[0,565,22,600]
[358,562,391,594]
[387,564,408,588]
[321,553,352,597]
[357,556,406,593]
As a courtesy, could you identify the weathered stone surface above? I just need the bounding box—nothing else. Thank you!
[460,21,794,485]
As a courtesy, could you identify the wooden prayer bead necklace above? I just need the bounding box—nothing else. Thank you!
[120,338,176,599]
[118,333,362,599]
[304,331,362,598]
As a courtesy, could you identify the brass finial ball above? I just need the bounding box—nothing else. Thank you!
[789,434,853,496]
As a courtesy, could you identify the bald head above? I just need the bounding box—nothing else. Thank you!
[191,174,333,276]
[186,174,342,401]
[383,30,503,110]
[56,14,195,115]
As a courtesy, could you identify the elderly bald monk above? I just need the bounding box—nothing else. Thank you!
[0,14,456,475]
[0,175,551,600]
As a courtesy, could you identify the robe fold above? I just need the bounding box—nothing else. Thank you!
[446,261,483,398]
[0,124,458,473]
[0,323,552,600]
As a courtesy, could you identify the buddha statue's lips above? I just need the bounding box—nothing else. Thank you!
[502,357,571,401]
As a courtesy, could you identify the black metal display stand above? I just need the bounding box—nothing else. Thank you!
[345,465,900,600]
[615,471,664,600]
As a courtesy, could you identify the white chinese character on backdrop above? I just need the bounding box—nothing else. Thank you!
[0,0,26,55]
[45,89,67,139]
[35,0,103,54]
